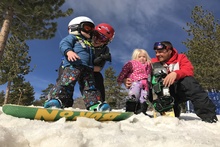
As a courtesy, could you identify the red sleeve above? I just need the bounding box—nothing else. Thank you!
[117,62,133,83]
[175,54,194,80]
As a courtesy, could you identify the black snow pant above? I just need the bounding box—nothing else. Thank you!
[79,71,105,102]
[169,76,216,120]
[94,72,105,102]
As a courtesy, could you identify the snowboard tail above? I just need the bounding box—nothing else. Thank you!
[2,104,133,122]
[153,108,175,118]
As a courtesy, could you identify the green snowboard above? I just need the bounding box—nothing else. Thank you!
[2,104,133,122]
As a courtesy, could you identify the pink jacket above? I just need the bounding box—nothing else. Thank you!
[117,60,152,83]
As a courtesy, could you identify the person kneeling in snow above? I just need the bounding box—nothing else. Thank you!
[124,41,218,123]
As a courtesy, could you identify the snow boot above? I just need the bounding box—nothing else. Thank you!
[44,99,62,108]
[135,102,148,114]
[202,116,218,123]
[89,101,111,112]
[135,102,153,117]
[125,101,140,112]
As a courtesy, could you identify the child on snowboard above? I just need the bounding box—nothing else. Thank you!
[117,49,152,115]
[55,23,115,107]
[44,16,111,111]
[79,23,115,103]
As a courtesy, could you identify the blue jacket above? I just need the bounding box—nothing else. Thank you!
[60,34,94,68]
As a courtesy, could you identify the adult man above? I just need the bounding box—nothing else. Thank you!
[125,41,218,123]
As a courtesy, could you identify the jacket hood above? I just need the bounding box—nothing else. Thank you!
[166,48,178,64]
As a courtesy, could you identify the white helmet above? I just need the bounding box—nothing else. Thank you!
[68,16,95,35]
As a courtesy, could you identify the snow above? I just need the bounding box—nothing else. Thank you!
[0,107,220,147]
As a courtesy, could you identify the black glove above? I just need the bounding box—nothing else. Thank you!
[94,53,111,64]
[101,53,111,62]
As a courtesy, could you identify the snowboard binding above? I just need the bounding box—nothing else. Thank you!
[152,96,174,113]
[151,62,174,113]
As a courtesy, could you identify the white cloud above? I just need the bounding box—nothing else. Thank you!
[64,0,183,64]
[25,75,51,90]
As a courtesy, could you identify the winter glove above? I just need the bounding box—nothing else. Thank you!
[94,53,111,64]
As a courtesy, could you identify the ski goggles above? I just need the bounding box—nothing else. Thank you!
[80,22,95,33]
[93,31,109,43]
[153,42,167,50]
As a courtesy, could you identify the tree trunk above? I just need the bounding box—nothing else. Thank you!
[0,7,13,62]
[4,81,11,104]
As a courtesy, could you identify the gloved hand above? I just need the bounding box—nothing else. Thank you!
[102,53,111,62]
[94,53,111,64]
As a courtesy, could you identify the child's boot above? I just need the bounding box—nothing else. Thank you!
[44,99,62,108]
[134,102,148,115]
[89,101,111,111]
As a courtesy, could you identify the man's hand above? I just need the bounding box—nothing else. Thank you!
[67,51,80,61]
[163,72,177,87]
[123,78,132,89]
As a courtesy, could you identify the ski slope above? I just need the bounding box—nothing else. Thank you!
[0,107,220,147]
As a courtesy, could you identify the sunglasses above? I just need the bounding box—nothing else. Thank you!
[93,31,109,43]
[80,22,94,33]
[153,42,167,50]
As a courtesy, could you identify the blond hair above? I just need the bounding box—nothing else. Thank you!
[131,49,151,63]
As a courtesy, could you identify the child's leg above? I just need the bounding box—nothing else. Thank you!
[80,68,102,109]
[138,89,149,114]
[140,89,148,103]
[125,81,141,112]
[94,72,105,102]
[45,66,79,108]
[135,79,149,115]
[128,81,141,101]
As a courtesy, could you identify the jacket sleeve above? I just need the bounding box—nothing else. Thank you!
[59,35,76,56]
[117,62,133,83]
[175,54,194,80]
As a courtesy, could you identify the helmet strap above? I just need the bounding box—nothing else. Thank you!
[68,24,79,33]
[69,30,80,35]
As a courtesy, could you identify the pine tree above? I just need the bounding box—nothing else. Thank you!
[39,83,54,100]
[104,66,128,109]
[0,36,33,104]
[0,0,73,62]
[33,83,55,106]
[183,6,220,89]
[8,76,35,105]
[0,90,5,105]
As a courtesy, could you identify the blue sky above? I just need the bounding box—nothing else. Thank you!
[1,0,220,100]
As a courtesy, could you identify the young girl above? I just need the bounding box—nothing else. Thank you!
[117,49,152,115]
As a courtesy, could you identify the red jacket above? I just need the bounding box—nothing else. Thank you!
[151,48,194,80]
